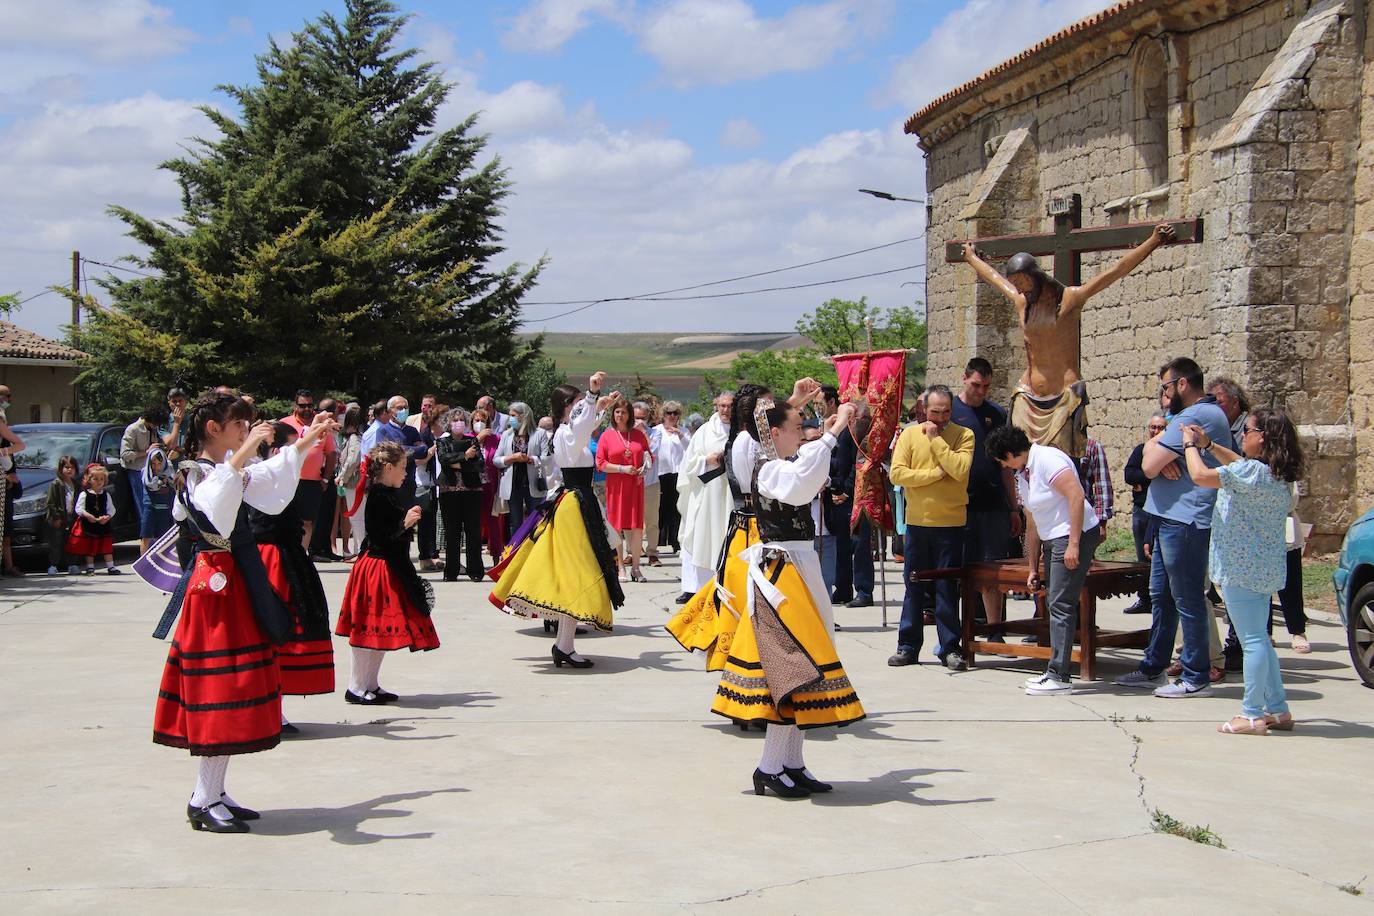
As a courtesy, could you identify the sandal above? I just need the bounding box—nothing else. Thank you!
[631,569,647,583]
[647,556,663,567]
[1263,712,1295,731]
[1217,715,1269,736]
[1291,634,1311,654]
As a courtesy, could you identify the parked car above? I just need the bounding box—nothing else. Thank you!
[9,423,140,558]
[1333,503,1374,688]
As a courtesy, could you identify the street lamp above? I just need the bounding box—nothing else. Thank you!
[858,188,924,203]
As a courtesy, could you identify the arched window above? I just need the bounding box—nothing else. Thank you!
[1131,40,1169,192]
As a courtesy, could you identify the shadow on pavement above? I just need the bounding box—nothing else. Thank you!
[741,768,992,808]
[251,787,469,842]
[289,719,459,742]
[387,691,500,710]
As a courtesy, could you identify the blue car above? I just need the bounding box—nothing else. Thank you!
[1334,504,1374,687]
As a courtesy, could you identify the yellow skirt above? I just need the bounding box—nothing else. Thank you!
[666,515,758,671]
[488,491,614,631]
[710,552,865,730]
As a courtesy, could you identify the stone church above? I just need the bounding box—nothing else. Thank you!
[906,0,1371,546]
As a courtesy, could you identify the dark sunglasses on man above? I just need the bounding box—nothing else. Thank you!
[296,401,315,414]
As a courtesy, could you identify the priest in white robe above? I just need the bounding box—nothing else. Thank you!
[674,391,734,603]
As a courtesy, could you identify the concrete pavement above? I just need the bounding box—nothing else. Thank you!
[1,548,1370,913]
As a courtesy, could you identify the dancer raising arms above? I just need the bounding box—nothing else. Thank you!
[152,394,335,833]
[712,397,865,798]
[334,441,439,705]
[489,372,624,668]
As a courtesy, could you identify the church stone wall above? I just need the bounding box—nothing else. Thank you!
[915,0,1364,546]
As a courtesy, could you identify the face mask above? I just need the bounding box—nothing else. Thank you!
[450,421,466,436]
[474,421,486,433]
[393,409,409,425]
[0,400,9,410]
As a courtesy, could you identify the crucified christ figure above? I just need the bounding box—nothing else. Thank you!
[959,223,1175,456]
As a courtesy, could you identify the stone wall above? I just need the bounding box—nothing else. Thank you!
[1352,0,1374,516]
[914,0,1364,547]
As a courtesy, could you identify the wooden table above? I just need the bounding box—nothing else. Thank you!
[915,559,1151,681]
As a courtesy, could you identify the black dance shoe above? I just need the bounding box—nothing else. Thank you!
[752,768,811,798]
[372,686,399,703]
[187,802,249,833]
[344,689,386,705]
[784,767,833,793]
[543,619,556,634]
[552,646,594,668]
[279,722,301,736]
[220,795,261,820]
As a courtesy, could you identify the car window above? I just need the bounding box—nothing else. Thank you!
[10,428,96,471]
[98,428,122,463]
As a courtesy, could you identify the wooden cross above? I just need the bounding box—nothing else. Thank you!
[942,193,1203,282]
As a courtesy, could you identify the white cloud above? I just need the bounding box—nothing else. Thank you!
[502,0,626,52]
[879,0,1108,115]
[0,94,213,336]
[0,0,193,62]
[638,0,886,88]
[720,117,763,150]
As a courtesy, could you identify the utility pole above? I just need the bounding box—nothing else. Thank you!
[71,250,80,421]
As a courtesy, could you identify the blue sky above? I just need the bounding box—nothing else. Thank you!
[0,0,1104,338]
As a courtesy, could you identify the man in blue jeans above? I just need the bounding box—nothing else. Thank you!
[1115,357,1233,698]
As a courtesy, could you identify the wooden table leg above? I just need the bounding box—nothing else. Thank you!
[1080,589,1096,681]
[961,575,975,667]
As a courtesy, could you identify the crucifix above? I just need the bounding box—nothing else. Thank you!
[943,193,1203,456]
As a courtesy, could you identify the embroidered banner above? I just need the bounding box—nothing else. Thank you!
[833,349,906,531]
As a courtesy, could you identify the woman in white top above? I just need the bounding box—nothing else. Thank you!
[492,401,553,534]
[489,373,622,668]
[987,425,1101,695]
[653,400,691,554]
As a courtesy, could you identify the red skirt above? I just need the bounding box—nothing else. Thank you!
[335,555,439,651]
[259,544,335,696]
[153,551,282,756]
[604,474,644,530]
[66,519,113,557]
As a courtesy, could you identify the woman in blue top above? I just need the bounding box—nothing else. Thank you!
[1182,409,1304,735]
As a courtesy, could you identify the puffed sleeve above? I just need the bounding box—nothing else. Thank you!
[242,445,304,514]
[755,434,837,507]
[188,464,246,536]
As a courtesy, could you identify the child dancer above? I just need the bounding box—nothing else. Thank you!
[335,441,438,705]
[251,423,335,731]
[152,393,332,834]
[45,455,79,575]
[67,464,118,575]
[710,398,865,798]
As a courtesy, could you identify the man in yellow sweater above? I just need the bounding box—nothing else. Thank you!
[888,385,975,669]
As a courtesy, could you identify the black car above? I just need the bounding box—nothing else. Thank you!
[9,423,141,556]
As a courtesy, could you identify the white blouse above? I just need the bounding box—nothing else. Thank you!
[173,446,304,536]
[653,423,691,474]
[755,433,837,511]
[731,433,761,494]
[553,392,601,470]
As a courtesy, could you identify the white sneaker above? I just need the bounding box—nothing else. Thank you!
[1153,680,1213,699]
[1026,673,1072,695]
[1114,670,1165,689]
[47,566,59,575]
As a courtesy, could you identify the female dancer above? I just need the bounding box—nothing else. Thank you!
[489,372,623,668]
[667,379,820,674]
[152,393,333,833]
[335,441,438,704]
[711,397,865,798]
[250,423,335,729]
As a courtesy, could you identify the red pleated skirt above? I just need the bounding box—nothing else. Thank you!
[259,544,335,696]
[66,519,113,557]
[335,554,439,652]
[153,551,282,756]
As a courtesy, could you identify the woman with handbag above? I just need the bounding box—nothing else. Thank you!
[436,407,486,582]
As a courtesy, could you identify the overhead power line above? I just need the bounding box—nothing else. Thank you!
[81,257,158,279]
[521,235,925,309]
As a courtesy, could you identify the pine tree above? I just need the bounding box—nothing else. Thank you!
[75,0,543,417]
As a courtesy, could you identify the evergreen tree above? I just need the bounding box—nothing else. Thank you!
[75,0,543,418]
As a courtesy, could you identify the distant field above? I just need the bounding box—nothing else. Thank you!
[527,331,803,403]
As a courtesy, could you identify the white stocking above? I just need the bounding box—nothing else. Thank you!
[555,615,586,662]
[758,724,796,788]
[366,650,385,692]
[349,647,385,696]
[190,755,232,817]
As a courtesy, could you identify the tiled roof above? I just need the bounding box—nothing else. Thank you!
[0,321,87,362]
[905,0,1150,134]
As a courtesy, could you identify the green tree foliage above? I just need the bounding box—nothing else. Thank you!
[74,0,543,420]
[511,353,567,419]
[0,293,18,319]
[694,297,927,412]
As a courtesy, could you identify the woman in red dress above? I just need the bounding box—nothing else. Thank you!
[596,398,652,583]
[335,441,438,706]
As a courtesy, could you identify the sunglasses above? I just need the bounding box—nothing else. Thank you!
[297,403,315,410]
[665,410,680,415]
[1157,378,1180,396]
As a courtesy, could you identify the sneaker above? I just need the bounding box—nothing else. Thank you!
[1154,679,1213,698]
[1122,600,1151,615]
[845,595,874,608]
[107,567,122,575]
[47,566,59,576]
[1114,670,1166,689]
[68,565,81,575]
[941,651,968,671]
[888,648,919,667]
[1026,673,1072,695]
[1166,660,1184,677]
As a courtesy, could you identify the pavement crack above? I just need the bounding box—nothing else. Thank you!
[1067,698,1150,815]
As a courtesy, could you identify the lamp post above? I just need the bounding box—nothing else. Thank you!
[858,188,924,204]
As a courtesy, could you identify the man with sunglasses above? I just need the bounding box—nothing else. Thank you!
[280,388,338,553]
[1115,358,1232,698]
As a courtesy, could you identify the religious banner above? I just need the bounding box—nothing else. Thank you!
[833,348,906,532]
